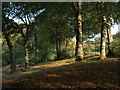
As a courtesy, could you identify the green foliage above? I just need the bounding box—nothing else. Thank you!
[111,33,120,56]
[56,50,71,60]
[82,2,101,40]
[2,2,120,67]
[34,3,76,61]
[2,41,10,66]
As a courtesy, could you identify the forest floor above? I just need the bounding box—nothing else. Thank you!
[2,55,120,89]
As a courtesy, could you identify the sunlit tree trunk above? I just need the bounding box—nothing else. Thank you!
[5,35,16,72]
[23,27,29,69]
[24,40,29,69]
[100,16,107,59]
[75,2,84,61]
[21,25,31,69]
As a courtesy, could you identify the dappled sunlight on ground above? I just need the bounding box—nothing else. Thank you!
[47,74,61,78]
[2,55,120,88]
[30,58,75,71]
[3,58,76,79]
[3,79,15,84]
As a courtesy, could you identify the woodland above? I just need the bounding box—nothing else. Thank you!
[1,2,120,89]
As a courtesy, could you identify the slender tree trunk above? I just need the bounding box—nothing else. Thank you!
[22,26,30,69]
[75,2,84,61]
[5,35,16,72]
[106,24,113,57]
[59,40,62,51]
[65,40,68,49]
[100,16,107,59]
[56,40,59,60]
[34,32,39,64]
[24,40,29,69]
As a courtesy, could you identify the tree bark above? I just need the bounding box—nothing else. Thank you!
[24,27,29,69]
[5,35,16,72]
[21,25,30,69]
[106,24,114,57]
[65,40,68,49]
[24,40,29,69]
[59,40,62,51]
[56,40,59,60]
[100,16,107,59]
[75,2,84,61]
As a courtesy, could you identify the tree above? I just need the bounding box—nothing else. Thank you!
[7,2,43,68]
[96,2,120,59]
[2,3,19,72]
[35,3,75,60]
[106,21,114,57]
[96,2,108,59]
[106,2,120,57]
[72,2,84,61]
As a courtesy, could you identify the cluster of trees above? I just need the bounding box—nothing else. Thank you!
[2,2,120,72]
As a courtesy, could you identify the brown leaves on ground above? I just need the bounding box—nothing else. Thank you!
[2,56,120,89]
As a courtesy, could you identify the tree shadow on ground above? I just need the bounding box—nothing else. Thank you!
[2,57,120,89]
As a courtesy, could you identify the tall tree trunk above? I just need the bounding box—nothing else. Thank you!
[106,24,113,57]
[24,40,29,69]
[100,16,107,59]
[59,40,61,51]
[22,26,30,69]
[75,2,84,61]
[5,35,16,72]
[24,27,29,69]
[65,40,68,49]
[56,40,59,60]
